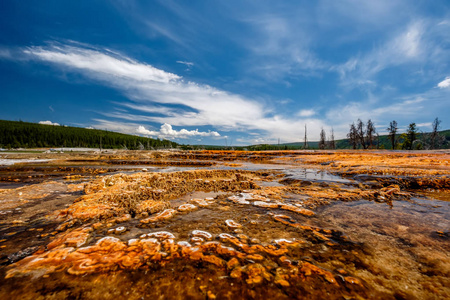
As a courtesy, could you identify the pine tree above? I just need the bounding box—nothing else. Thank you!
[319,128,326,150]
[347,123,358,149]
[403,123,418,150]
[387,120,398,150]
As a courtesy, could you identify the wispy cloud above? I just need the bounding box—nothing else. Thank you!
[297,109,316,117]
[176,60,194,71]
[0,47,12,59]
[335,21,426,88]
[23,42,325,142]
[239,12,329,81]
[176,61,193,67]
[24,44,180,84]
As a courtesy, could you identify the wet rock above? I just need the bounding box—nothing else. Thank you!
[230,266,243,279]
[227,257,240,269]
[244,263,272,284]
[280,204,315,216]
[47,227,93,250]
[7,246,39,264]
[140,209,177,224]
[55,220,76,232]
[300,261,338,285]
[114,214,132,223]
[177,241,192,247]
[225,219,242,229]
[177,203,197,212]
[228,195,250,205]
[253,201,280,209]
[250,238,261,244]
[190,199,210,207]
[192,230,213,240]
[207,291,216,300]
[191,237,204,244]
[141,231,175,240]
[273,238,302,247]
[136,201,170,215]
[115,226,126,234]
[236,234,249,242]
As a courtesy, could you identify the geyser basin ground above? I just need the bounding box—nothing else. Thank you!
[0,150,448,299]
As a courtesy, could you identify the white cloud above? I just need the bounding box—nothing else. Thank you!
[335,21,426,88]
[91,119,141,135]
[297,109,316,117]
[23,43,323,142]
[176,60,194,68]
[137,124,220,139]
[437,77,450,89]
[24,45,180,84]
[0,48,12,59]
[242,14,328,80]
[417,122,432,128]
[39,120,60,126]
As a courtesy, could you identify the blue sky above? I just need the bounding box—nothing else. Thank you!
[0,0,449,145]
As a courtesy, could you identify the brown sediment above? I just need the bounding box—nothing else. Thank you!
[59,170,262,221]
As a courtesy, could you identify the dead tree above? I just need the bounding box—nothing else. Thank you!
[366,119,376,149]
[347,123,358,149]
[430,117,442,149]
[356,119,367,149]
[319,128,326,150]
[329,128,336,149]
[387,120,398,150]
[303,124,308,149]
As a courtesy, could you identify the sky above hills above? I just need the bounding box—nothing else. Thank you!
[1,0,449,145]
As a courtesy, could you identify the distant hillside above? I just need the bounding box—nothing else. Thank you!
[246,129,450,150]
[0,120,176,149]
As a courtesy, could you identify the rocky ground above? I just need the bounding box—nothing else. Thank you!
[0,150,448,299]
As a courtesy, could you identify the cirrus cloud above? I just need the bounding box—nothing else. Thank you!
[22,42,326,142]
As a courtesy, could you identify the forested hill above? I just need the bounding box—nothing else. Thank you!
[0,120,176,149]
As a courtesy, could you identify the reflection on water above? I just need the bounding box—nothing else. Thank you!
[283,168,352,183]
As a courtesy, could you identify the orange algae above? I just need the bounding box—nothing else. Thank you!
[1,150,449,299]
[5,228,354,295]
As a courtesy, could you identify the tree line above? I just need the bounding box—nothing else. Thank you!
[385,118,446,150]
[302,117,447,151]
[344,117,446,150]
[0,120,177,150]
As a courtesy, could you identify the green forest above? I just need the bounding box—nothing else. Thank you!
[0,120,177,150]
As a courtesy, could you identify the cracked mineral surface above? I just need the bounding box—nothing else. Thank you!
[0,150,449,299]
